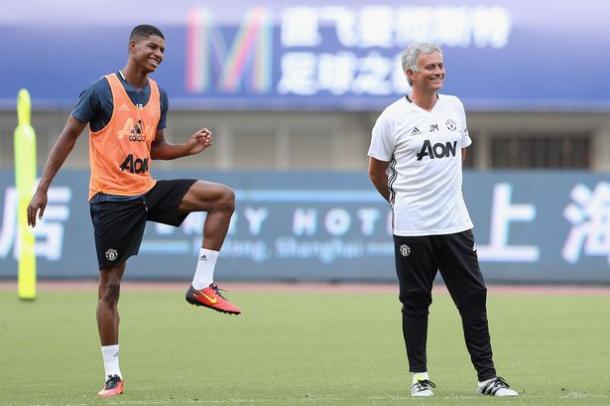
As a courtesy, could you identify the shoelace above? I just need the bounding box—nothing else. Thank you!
[104,375,121,389]
[412,379,437,392]
[481,377,510,394]
[209,284,228,300]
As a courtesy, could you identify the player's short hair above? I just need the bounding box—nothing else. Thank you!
[129,24,165,42]
[401,42,443,85]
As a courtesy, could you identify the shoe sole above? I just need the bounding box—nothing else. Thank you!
[411,390,434,397]
[186,296,241,315]
[97,383,124,397]
[97,390,124,398]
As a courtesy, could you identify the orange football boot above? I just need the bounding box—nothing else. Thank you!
[97,374,124,398]
[185,283,241,315]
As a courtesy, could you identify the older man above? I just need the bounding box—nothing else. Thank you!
[368,42,518,397]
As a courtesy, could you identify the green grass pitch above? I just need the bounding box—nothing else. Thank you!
[1,286,609,405]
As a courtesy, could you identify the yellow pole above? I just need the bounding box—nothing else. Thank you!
[14,89,37,300]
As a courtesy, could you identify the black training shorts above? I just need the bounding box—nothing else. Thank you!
[90,179,197,270]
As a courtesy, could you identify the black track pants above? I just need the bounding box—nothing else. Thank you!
[394,229,496,381]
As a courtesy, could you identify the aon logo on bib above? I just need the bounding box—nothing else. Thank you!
[119,154,150,174]
[416,140,457,161]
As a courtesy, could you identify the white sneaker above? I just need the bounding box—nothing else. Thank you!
[478,377,519,396]
[411,379,436,397]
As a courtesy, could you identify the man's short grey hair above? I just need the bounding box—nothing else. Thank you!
[401,42,443,85]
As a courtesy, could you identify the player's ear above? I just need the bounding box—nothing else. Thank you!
[128,40,137,54]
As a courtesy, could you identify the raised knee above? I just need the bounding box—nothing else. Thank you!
[219,187,235,213]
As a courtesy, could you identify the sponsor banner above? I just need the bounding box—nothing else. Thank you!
[1,0,609,111]
[1,170,609,283]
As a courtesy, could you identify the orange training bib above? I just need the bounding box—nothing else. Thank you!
[88,73,160,200]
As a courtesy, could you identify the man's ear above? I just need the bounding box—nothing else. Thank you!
[128,40,137,54]
[406,69,415,83]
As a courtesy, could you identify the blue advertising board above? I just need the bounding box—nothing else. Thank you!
[1,0,609,111]
[1,169,610,283]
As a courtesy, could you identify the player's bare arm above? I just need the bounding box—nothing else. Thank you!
[368,157,390,202]
[462,148,467,163]
[27,115,87,227]
[150,128,212,160]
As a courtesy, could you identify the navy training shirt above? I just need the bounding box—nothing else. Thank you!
[71,71,168,132]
